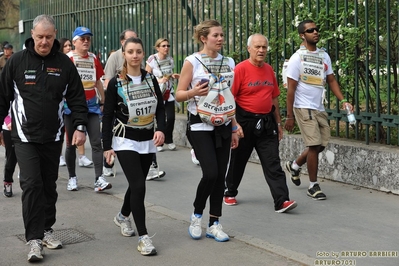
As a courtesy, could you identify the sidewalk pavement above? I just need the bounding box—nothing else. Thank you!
[0,144,398,266]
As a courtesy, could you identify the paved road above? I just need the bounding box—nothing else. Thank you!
[1,144,398,266]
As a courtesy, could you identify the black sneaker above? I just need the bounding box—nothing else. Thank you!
[285,161,301,186]
[3,182,13,197]
[307,184,327,200]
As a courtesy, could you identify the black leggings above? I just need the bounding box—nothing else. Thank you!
[117,150,153,236]
[190,129,231,217]
[164,100,176,144]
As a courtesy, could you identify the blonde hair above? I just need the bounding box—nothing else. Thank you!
[193,19,221,45]
[154,38,169,49]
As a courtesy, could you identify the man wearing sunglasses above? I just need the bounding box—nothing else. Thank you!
[284,19,354,200]
[64,26,111,192]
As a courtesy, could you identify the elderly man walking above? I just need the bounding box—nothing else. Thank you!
[224,34,297,213]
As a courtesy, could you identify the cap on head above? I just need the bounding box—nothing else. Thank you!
[72,26,93,41]
[3,43,13,49]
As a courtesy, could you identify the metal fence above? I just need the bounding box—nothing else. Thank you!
[19,0,399,145]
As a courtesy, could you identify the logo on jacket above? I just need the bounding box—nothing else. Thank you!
[47,67,62,77]
[24,70,36,85]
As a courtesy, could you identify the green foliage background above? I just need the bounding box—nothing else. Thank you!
[0,0,19,50]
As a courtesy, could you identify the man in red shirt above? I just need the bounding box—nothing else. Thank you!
[224,33,297,213]
[64,26,111,192]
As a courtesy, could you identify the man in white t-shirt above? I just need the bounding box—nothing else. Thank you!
[284,19,354,200]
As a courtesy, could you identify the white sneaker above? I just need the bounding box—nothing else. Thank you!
[94,176,112,192]
[167,143,176,150]
[114,213,135,237]
[137,235,157,256]
[206,221,229,242]
[157,146,163,152]
[191,149,200,165]
[188,213,202,240]
[67,177,78,191]
[103,166,114,177]
[79,155,93,167]
[26,239,44,262]
[146,163,166,181]
[59,156,66,166]
[43,230,63,249]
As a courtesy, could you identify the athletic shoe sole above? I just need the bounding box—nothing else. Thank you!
[275,201,297,213]
[206,233,229,242]
[138,246,157,256]
[28,254,43,262]
[307,192,327,200]
[146,171,166,181]
[223,197,238,206]
[95,184,112,192]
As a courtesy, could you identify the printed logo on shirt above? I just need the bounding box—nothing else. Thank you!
[24,70,36,85]
[247,80,274,87]
[47,67,62,77]
[75,61,94,69]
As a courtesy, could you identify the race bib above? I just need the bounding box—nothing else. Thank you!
[73,53,96,89]
[118,76,157,129]
[299,48,325,87]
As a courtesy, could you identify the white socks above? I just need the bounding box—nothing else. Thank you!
[291,160,300,170]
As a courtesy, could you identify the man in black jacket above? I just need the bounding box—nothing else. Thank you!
[0,14,88,262]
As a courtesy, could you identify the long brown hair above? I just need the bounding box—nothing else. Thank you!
[120,37,144,81]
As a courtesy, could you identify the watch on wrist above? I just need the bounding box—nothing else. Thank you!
[76,125,86,132]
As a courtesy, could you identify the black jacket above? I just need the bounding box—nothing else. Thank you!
[0,38,88,143]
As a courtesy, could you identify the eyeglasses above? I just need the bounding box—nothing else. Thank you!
[160,44,170,48]
[79,36,91,42]
[303,27,319,34]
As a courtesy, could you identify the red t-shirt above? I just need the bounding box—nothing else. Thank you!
[68,52,104,100]
[231,59,280,114]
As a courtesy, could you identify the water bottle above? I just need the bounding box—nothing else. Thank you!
[345,104,356,125]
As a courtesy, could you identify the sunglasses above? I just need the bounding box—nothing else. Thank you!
[303,27,319,34]
[160,44,170,48]
[79,36,92,41]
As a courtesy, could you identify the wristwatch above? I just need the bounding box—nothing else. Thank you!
[76,125,86,132]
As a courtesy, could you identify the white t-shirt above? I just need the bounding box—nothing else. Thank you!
[286,48,334,111]
[185,53,235,131]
